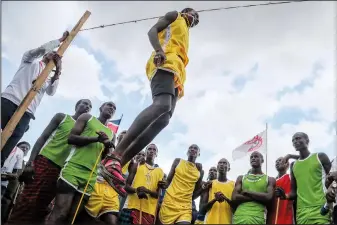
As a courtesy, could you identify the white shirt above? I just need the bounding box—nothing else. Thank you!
[1,147,25,187]
[2,40,61,116]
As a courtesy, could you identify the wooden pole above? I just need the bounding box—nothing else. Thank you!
[1,11,91,151]
[275,198,280,224]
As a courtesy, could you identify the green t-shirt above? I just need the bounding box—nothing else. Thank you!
[293,153,326,209]
[65,116,113,171]
[40,114,75,167]
[234,174,268,219]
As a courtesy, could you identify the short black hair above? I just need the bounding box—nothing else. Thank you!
[17,141,30,149]
[75,99,91,109]
[99,101,116,112]
[181,7,195,13]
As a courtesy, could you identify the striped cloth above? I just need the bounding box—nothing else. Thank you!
[130,209,154,225]
[7,155,61,224]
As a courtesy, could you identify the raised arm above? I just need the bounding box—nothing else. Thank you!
[243,177,276,205]
[231,175,253,205]
[67,113,99,147]
[27,113,65,165]
[22,32,68,63]
[22,40,60,63]
[148,11,178,53]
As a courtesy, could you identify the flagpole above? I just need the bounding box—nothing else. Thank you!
[265,123,268,175]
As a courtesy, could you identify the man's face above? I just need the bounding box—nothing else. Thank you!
[250,152,263,168]
[275,157,288,172]
[146,144,157,160]
[208,167,217,180]
[217,158,229,173]
[76,99,92,115]
[292,132,308,151]
[187,144,199,158]
[18,143,30,156]
[135,151,146,163]
[100,102,116,119]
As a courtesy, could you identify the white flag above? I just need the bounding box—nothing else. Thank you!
[232,130,267,161]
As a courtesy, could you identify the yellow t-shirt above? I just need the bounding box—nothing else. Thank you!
[146,13,190,99]
[204,179,235,224]
[122,161,131,175]
[163,159,200,210]
[124,163,164,216]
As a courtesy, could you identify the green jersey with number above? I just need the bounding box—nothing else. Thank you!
[40,114,75,167]
[234,174,268,222]
[65,116,113,171]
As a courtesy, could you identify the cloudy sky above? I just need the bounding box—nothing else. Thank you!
[2,1,336,190]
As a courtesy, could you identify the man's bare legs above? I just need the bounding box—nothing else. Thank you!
[115,93,175,166]
[46,180,89,225]
[101,213,118,225]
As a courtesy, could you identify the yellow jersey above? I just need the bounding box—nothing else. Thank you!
[163,159,200,210]
[204,179,235,224]
[146,13,190,99]
[122,161,131,175]
[124,163,164,216]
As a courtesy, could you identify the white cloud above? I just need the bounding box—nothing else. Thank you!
[54,45,107,100]
[3,2,336,208]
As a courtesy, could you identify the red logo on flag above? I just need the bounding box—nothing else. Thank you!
[244,135,263,152]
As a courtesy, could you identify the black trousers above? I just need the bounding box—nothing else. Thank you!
[1,97,31,167]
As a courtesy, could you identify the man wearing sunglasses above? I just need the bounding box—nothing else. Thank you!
[105,8,200,195]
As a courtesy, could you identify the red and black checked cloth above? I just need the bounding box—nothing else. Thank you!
[131,209,155,225]
[7,155,61,224]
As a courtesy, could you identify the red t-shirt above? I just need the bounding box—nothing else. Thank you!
[269,174,294,224]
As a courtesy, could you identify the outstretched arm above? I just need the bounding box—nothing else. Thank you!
[68,113,98,147]
[286,162,297,200]
[22,32,68,63]
[27,113,65,164]
[231,175,253,205]
[243,177,276,205]
[148,11,178,52]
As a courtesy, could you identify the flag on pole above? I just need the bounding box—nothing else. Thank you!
[107,114,123,134]
[232,129,267,161]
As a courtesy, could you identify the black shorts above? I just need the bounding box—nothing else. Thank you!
[150,69,178,116]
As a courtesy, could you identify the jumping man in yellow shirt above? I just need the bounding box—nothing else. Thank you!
[106,8,200,194]
[123,144,164,224]
[200,158,236,224]
[159,144,204,224]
